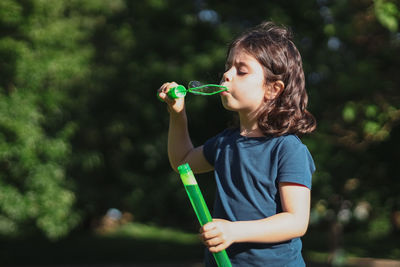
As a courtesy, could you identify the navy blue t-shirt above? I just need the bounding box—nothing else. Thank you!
[203,128,315,267]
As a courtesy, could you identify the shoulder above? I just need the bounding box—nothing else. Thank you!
[277,134,302,143]
[274,134,307,154]
[275,134,303,146]
[274,134,314,168]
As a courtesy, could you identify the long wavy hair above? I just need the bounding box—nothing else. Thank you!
[228,22,316,136]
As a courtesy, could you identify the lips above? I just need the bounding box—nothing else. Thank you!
[219,85,229,96]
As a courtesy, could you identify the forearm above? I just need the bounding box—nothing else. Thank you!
[231,212,309,244]
[168,111,194,171]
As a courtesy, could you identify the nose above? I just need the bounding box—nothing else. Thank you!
[222,68,232,83]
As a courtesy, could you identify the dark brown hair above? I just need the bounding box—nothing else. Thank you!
[228,22,316,136]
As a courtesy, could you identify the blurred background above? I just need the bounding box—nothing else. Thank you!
[0,0,399,266]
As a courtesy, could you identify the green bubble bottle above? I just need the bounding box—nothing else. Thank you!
[177,163,232,267]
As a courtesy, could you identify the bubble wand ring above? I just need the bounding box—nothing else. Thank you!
[185,84,228,95]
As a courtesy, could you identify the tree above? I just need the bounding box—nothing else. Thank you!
[0,0,97,239]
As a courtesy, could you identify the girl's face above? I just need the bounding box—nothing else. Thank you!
[220,48,268,114]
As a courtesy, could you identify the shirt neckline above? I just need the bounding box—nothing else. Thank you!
[233,128,272,142]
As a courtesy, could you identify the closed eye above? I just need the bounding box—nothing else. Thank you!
[237,67,248,75]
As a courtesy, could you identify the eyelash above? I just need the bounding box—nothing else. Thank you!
[237,69,247,75]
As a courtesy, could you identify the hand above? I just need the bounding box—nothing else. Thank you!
[157,82,185,114]
[200,219,235,253]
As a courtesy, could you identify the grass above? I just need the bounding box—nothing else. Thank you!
[106,222,199,244]
[1,222,399,266]
[0,222,204,265]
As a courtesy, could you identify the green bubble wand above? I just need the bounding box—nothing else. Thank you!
[178,163,232,267]
[158,80,228,100]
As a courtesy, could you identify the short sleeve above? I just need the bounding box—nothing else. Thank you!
[277,137,315,189]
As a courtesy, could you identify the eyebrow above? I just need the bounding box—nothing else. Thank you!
[236,61,249,67]
[225,60,250,68]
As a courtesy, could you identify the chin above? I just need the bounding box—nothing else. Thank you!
[221,99,231,110]
[221,97,239,111]
[222,103,237,111]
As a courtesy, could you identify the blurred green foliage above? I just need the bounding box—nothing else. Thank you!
[0,0,91,239]
[0,0,399,261]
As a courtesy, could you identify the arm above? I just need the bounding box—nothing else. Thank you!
[200,183,310,253]
[158,82,213,173]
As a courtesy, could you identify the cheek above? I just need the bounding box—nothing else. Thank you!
[243,87,266,102]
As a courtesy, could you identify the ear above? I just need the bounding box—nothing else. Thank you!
[265,80,284,100]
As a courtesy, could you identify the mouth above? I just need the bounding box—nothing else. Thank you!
[219,84,229,96]
[219,90,229,96]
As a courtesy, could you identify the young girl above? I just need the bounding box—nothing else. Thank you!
[158,21,316,267]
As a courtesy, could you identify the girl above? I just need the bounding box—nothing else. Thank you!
[158,21,316,267]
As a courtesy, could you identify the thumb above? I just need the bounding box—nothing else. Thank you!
[202,221,216,231]
[158,91,176,105]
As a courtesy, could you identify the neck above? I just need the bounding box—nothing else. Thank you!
[238,111,264,137]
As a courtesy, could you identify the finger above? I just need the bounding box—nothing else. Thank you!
[202,222,216,232]
[157,82,175,95]
[157,84,169,102]
[168,81,179,88]
[163,94,176,106]
[209,243,228,253]
[157,88,176,105]
[157,91,170,103]
[158,91,170,102]
[161,82,178,92]
[204,236,224,247]
[201,227,221,241]
[158,83,169,94]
